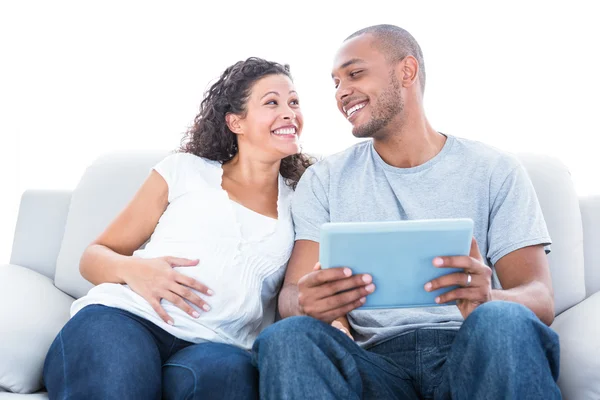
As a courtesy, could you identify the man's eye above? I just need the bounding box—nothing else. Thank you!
[350,70,362,78]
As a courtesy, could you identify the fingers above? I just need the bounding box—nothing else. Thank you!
[318,298,367,323]
[299,267,352,288]
[164,256,199,267]
[425,272,477,292]
[174,273,214,296]
[169,283,211,313]
[435,287,484,304]
[162,291,201,319]
[433,255,473,269]
[149,300,174,325]
[317,274,373,299]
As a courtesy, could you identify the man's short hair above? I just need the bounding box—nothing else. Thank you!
[346,24,426,93]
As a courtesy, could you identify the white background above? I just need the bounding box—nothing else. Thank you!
[1,1,598,265]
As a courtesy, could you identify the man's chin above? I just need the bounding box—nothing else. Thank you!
[351,125,375,138]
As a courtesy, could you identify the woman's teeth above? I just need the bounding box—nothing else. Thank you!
[272,128,296,135]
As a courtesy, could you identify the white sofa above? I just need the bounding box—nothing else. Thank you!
[1,152,599,399]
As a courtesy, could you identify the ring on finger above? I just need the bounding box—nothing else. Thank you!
[465,272,472,287]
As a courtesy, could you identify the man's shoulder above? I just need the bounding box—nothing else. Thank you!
[452,135,521,175]
[307,140,372,177]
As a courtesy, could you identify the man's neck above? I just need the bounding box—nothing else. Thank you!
[373,112,446,169]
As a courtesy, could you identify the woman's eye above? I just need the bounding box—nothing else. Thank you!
[290,99,299,106]
[265,100,278,105]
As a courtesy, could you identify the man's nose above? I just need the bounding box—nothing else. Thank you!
[336,84,353,103]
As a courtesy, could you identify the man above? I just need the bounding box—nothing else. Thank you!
[253,25,560,399]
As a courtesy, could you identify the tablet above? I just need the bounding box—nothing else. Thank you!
[319,218,474,309]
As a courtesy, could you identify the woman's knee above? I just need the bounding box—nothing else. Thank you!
[44,305,162,398]
[163,344,258,400]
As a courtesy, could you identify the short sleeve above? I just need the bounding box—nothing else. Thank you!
[153,153,191,202]
[487,161,552,265]
[291,167,331,242]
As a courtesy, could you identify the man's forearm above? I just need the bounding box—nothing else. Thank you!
[491,281,555,325]
[278,283,302,318]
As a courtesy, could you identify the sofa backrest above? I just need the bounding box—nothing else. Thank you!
[54,152,168,298]
[579,196,600,296]
[53,151,588,315]
[517,153,586,314]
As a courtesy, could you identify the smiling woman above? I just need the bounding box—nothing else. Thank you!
[41,57,313,400]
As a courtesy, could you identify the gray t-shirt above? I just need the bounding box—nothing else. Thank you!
[292,134,551,348]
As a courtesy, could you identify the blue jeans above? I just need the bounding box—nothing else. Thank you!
[43,304,258,400]
[253,301,561,399]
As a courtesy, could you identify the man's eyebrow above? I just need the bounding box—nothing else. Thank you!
[261,91,279,99]
[331,58,365,78]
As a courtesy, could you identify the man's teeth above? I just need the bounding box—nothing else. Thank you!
[346,103,366,117]
[272,128,296,135]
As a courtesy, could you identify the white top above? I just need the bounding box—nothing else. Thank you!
[71,153,295,349]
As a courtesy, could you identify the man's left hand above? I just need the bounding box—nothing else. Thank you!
[424,237,492,319]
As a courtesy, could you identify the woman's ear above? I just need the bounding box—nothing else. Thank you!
[226,113,243,135]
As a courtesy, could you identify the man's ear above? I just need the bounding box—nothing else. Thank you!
[226,113,243,135]
[398,55,419,88]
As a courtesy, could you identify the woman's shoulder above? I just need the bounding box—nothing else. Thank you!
[157,152,221,175]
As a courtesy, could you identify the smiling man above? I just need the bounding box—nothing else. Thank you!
[252,25,561,399]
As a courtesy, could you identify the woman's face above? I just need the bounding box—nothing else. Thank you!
[234,74,303,160]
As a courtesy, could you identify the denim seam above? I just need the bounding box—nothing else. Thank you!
[351,352,411,381]
[167,336,178,359]
[163,363,197,399]
[59,331,69,399]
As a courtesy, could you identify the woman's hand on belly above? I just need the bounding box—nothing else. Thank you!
[123,256,214,325]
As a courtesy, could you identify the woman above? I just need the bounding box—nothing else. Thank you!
[43,57,311,399]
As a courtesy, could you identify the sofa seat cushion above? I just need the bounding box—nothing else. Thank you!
[0,265,73,394]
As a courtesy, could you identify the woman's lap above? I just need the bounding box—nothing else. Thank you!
[44,304,257,400]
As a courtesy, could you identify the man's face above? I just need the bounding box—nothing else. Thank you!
[332,35,404,139]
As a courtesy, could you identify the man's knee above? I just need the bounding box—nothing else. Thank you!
[466,301,535,331]
[253,316,331,359]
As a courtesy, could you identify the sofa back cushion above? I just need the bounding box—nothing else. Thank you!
[517,153,586,314]
[54,152,168,298]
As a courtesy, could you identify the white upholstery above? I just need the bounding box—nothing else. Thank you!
[0,265,73,394]
[2,151,599,398]
[54,152,167,299]
[517,154,586,314]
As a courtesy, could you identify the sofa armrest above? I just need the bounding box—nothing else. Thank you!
[551,291,600,400]
[10,190,72,280]
[0,264,74,394]
[580,195,600,296]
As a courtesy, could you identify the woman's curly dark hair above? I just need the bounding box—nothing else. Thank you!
[180,57,314,189]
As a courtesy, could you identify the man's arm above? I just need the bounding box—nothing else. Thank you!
[278,240,374,329]
[492,245,554,325]
[427,240,555,326]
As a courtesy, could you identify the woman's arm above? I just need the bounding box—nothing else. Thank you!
[80,170,169,284]
[79,170,213,324]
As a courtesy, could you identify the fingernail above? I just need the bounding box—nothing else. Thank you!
[192,311,200,318]
[366,284,375,292]
[435,297,440,303]
[167,320,174,325]
[424,282,432,291]
[360,297,366,304]
[362,274,372,284]
[343,268,352,277]
[433,257,443,266]
[202,304,211,311]
[207,289,214,296]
